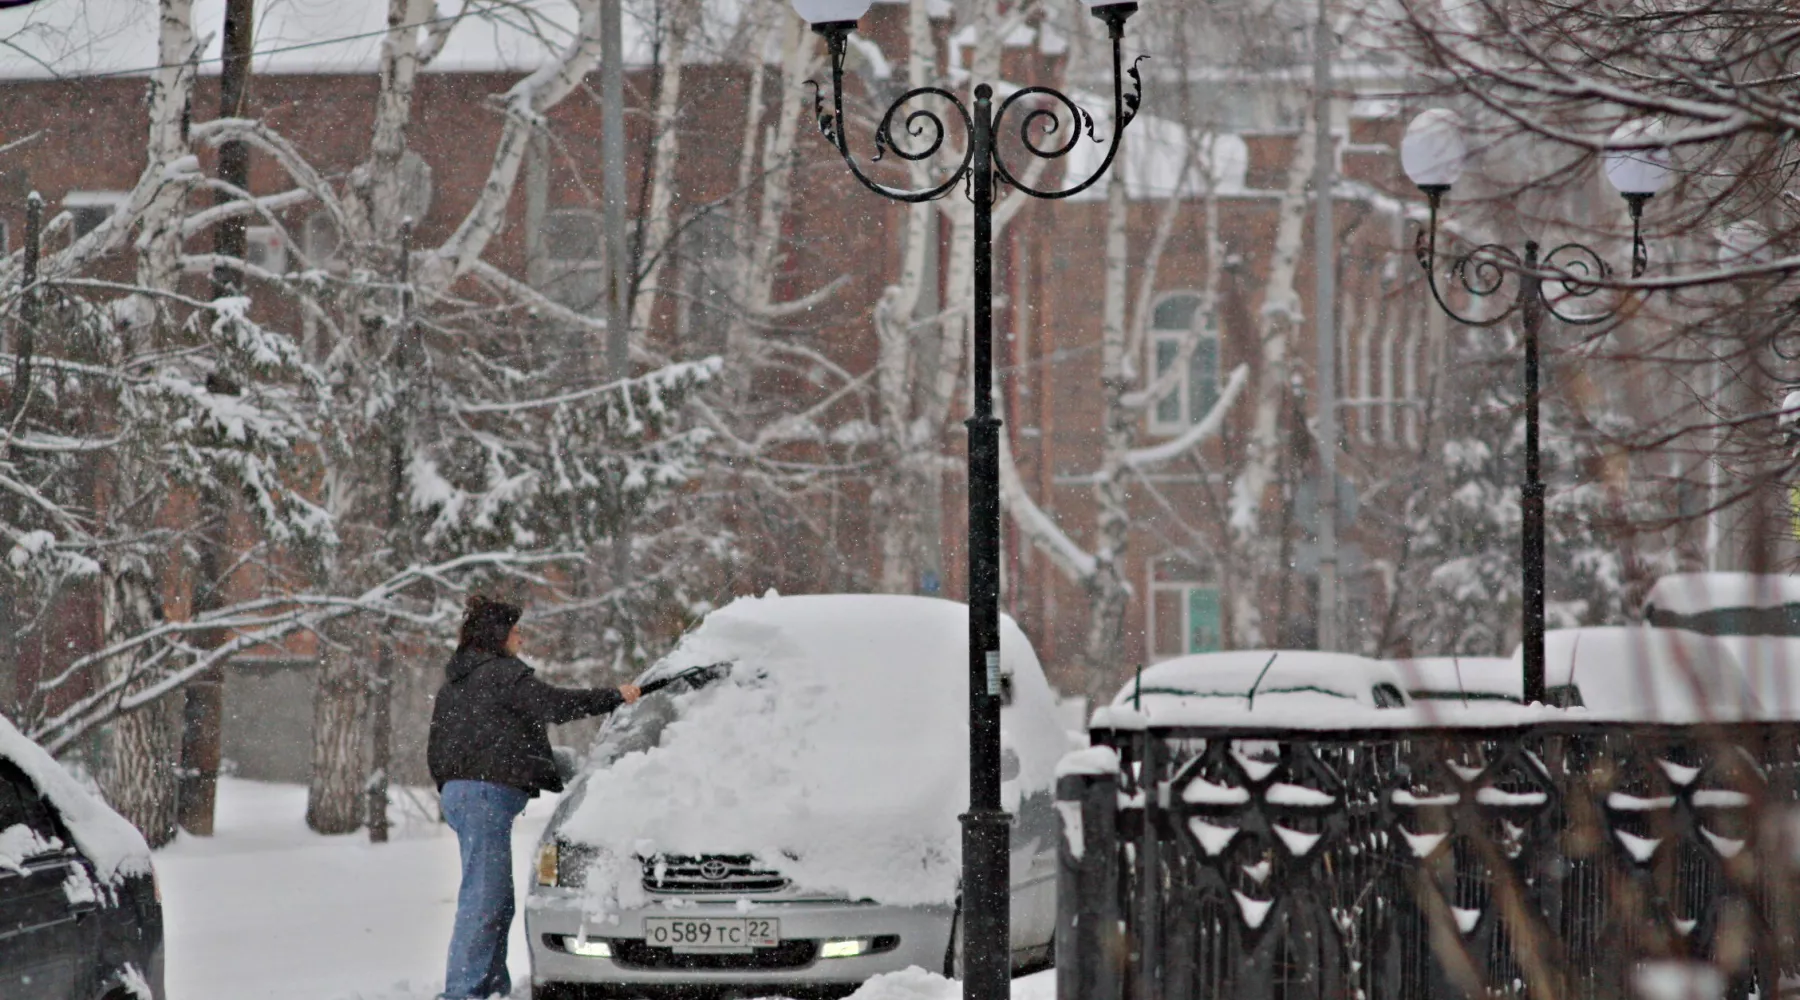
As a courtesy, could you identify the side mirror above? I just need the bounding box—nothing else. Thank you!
[1000,747,1022,783]
[552,745,580,784]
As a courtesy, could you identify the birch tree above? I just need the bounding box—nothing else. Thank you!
[991,0,1320,689]
[0,0,725,840]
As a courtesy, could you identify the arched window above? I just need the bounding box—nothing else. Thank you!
[539,208,606,314]
[1147,292,1220,436]
[301,210,342,268]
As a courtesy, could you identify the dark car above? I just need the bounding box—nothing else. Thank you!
[1,717,164,1000]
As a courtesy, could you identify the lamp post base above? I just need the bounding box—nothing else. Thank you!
[960,809,1013,1000]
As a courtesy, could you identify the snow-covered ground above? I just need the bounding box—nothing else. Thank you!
[155,778,1053,1000]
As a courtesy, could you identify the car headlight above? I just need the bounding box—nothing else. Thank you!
[536,842,559,887]
[820,937,877,959]
[562,936,612,958]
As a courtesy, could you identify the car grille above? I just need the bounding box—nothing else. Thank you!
[641,855,791,895]
[609,938,819,971]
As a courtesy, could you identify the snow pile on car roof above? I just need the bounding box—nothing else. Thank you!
[1106,650,1409,727]
[1391,657,1521,700]
[1643,573,1800,615]
[557,593,1056,910]
[0,715,151,883]
[1518,626,1761,722]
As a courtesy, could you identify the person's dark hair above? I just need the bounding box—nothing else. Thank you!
[459,594,522,656]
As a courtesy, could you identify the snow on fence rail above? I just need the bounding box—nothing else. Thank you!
[1056,718,1800,1000]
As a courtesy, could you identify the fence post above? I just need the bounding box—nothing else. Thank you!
[1134,729,1161,1000]
[1058,751,1123,1000]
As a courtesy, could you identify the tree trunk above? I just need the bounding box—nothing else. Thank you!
[367,641,393,842]
[306,636,367,835]
[100,695,183,848]
[1226,119,1317,646]
[1083,162,1135,692]
[99,569,181,848]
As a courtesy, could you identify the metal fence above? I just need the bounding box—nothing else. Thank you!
[1056,720,1800,1000]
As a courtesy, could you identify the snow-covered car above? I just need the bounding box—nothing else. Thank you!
[524,594,1070,999]
[1642,572,1800,637]
[1642,573,1800,719]
[1,715,164,1000]
[1390,656,1522,704]
[1109,650,1411,725]
[1511,626,1761,721]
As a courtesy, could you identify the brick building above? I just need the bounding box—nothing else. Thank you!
[0,0,1468,774]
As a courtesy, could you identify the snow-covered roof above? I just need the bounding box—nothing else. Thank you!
[1511,626,1761,723]
[0,0,665,80]
[552,592,1066,908]
[0,713,151,883]
[1391,656,1521,701]
[1643,573,1800,616]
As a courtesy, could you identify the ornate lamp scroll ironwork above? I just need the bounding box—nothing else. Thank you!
[1412,188,1649,329]
[1409,175,1656,708]
[798,8,1146,1000]
[806,7,1144,208]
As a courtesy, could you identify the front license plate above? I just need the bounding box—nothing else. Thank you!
[643,916,780,953]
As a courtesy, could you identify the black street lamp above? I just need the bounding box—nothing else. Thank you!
[789,2,1144,998]
[1401,110,1669,704]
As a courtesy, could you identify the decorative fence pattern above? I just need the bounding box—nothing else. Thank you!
[1056,720,1800,1000]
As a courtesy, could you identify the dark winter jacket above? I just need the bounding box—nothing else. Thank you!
[427,648,624,795]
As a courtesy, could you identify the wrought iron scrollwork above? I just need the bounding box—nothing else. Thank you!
[1415,189,1646,329]
[803,15,1143,207]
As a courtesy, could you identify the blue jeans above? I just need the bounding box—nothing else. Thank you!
[442,780,529,999]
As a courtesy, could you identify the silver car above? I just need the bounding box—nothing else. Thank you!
[524,594,1070,999]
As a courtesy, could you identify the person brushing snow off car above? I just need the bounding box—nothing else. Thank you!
[428,595,642,1000]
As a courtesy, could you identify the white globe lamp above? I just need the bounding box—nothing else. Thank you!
[1603,119,1672,201]
[1400,109,1468,192]
[789,0,873,26]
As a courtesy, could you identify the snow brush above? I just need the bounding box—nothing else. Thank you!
[637,661,733,697]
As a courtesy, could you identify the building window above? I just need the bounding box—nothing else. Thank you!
[1344,273,1431,449]
[301,211,342,268]
[246,226,289,275]
[539,208,606,314]
[677,209,735,352]
[64,191,127,239]
[1148,555,1222,661]
[1147,292,1220,435]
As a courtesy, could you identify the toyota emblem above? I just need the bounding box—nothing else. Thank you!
[698,859,731,881]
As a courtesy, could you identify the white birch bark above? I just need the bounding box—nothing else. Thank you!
[629,0,697,336]
[871,0,947,594]
[97,0,199,848]
[1224,120,1316,645]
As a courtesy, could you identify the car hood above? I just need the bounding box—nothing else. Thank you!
[552,594,1049,912]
